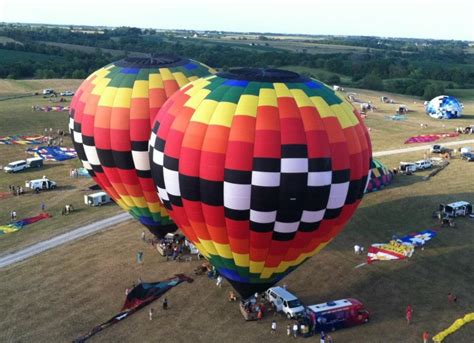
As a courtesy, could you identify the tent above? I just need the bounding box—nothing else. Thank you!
[365,158,393,193]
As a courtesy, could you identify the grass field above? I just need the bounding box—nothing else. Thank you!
[0,83,122,254]
[0,156,472,342]
[0,78,473,342]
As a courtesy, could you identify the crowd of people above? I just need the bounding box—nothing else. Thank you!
[8,184,24,196]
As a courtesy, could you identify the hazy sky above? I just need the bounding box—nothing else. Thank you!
[1,0,473,40]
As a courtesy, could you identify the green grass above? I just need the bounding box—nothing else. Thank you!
[283,65,352,84]
[0,158,472,342]
[0,91,121,254]
[0,49,64,64]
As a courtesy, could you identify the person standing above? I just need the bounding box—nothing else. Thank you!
[326,334,333,343]
[271,320,276,333]
[406,305,412,325]
[162,297,168,310]
[286,324,291,337]
[320,331,326,343]
[149,308,154,321]
[422,331,430,343]
[141,231,146,242]
[292,321,298,338]
[41,202,45,212]
[136,251,143,264]
[216,275,223,288]
[12,210,17,221]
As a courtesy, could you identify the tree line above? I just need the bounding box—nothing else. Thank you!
[0,25,473,99]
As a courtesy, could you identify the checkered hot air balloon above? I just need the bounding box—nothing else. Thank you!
[149,68,372,297]
[425,95,463,119]
[69,55,215,237]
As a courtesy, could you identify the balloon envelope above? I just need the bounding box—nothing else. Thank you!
[365,158,393,193]
[150,68,372,297]
[70,55,215,237]
[425,95,462,119]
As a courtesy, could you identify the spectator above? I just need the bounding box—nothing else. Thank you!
[422,331,430,343]
[12,210,17,221]
[162,297,168,310]
[228,290,237,302]
[448,293,458,303]
[320,331,326,343]
[216,275,223,288]
[149,308,154,321]
[141,231,146,242]
[125,288,130,296]
[271,320,276,334]
[292,321,298,338]
[136,251,144,264]
[406,305,412,325]
[41,202,45,212]
[286,324,291,337]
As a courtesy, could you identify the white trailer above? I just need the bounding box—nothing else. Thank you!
[84,192,111,206]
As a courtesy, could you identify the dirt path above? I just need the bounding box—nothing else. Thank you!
[373,139,474,157]
[0,212,131,268]
[1,138,473,268]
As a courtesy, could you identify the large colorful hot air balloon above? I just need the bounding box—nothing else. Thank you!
[70,55,215,237]
[425,95,463,119]
[149,68,372,297]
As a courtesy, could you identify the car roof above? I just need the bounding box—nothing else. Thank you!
[267,286,298,300]
[8,160,26,164]
[307,299,360,313]
[446,201,471,207]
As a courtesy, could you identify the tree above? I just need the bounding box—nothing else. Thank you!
[359,72,383,91]
[422,83,445,100]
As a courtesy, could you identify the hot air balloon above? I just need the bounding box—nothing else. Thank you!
[365,158,393,193]
[425,95,463,119]
[70,55,215,237]
[149,68,372,297]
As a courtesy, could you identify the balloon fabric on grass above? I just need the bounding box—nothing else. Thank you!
[150,68,372,298]
[70,55,215,237]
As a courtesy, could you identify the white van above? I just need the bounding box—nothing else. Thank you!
[415,160,432,170]
[460,147,472,155]
[4,160,28,173]
[440,201,472,218]
[265,286,305,319]
[25,178,57,192]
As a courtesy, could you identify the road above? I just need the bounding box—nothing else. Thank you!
[373,139,474,157]
[0,212,131,268]
[1,138,473,268]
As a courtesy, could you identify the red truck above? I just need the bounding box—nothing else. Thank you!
[307,298,370,332]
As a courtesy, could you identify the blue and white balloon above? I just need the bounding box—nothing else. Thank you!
[425,95,462,119]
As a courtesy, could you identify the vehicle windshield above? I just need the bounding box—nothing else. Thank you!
[287,299,302,308]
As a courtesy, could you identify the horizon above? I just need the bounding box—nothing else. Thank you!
[1,0,473,41]
[1,21,472,42]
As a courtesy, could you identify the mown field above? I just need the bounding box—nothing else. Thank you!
[0,155,472,342]
[0,80,122,254]
[0,78,473,256]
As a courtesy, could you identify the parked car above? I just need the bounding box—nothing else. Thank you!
[430,145,451,154]
[4,160,28,173]
[415,159,432,170]
[265,286,305,319]
[439,201,472,218]
[461,152,474,161]
[307,298,370,333]
[42,88,54,95]
[399,162,417,173]
[60,90,75,96]
[26,157,43,168]
[25,178,57,192]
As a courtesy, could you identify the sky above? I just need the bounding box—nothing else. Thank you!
[1,0,473,41]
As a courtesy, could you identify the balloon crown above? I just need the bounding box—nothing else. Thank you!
[115,54,187,68]
[217,68,310,83]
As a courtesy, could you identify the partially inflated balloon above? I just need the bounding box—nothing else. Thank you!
[365,158,393,193]
[150,68,371,297]
[70,55,215,237]
[425,95,462,119]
